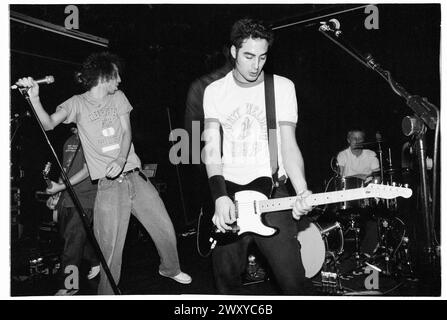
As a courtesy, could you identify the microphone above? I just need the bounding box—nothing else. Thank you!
[319,19,342,36]
[11,75,55,90]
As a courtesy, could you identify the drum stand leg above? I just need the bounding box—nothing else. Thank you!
[399,237,416,279]
[369,218,395,277]
[344,217,362,269]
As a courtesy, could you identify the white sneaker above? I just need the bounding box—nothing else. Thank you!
[87,265,100,280]
[159,270,192,284]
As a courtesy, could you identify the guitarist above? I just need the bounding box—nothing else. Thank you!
[202,18,313,295]
[45,126,99,295]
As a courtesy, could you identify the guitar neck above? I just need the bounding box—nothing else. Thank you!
[259,188,368,213]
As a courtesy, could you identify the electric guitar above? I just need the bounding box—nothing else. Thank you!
[197,177,413,256]
[42,162,61,222]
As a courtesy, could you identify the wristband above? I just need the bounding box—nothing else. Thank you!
[208,175,228,202]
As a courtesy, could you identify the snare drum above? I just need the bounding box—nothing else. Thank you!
[297,220,344,278]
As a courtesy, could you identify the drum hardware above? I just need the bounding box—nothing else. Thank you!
[396,237,416,280]
[342,215,363,268]
[359,215,413,280]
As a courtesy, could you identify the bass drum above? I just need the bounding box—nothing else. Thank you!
[297,219,344,278]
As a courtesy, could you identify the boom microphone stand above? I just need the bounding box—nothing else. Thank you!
[15,88,121,295]
[318,22,439,267]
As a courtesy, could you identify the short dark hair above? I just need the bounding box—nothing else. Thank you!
[347,127,365,139]
[77,52,122,90]
[230,18,274,50]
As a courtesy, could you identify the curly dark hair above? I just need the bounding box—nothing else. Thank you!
[77,52,122,90]
[230,18,274,50]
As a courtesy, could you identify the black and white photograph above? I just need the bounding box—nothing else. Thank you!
[5,2,442,301]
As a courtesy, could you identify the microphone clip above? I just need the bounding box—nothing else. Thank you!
[319,19,342,37]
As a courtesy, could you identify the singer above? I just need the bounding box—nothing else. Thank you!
[14,52,192,295]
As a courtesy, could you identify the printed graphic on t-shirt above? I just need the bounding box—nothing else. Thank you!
[88,105,120,154]
[222,103,268,163]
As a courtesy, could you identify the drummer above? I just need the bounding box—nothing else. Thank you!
[336,127,380,258]
[336,127,380,181]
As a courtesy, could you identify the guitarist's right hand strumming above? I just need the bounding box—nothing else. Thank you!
[213,196,237,233]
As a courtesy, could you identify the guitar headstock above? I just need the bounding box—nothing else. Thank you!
[365,183,413,199]
[42,162,52,180]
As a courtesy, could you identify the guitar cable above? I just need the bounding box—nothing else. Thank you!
[196,210,213,258]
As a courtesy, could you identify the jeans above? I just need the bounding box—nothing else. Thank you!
[94,171,181,295]
[211,183,306,295]
[58,206,98,290]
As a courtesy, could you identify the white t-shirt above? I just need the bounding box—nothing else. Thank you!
[337,148,380,177]
[203,71,298,185]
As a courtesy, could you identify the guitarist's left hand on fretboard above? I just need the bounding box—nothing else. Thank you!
[292,190,313,221]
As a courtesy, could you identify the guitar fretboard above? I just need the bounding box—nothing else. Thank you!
[259,188,370,213]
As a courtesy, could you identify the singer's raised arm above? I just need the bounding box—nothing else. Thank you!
[15,77,68,130]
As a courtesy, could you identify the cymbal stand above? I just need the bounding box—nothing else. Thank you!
[385,148,398,211]
[343,214,362,268]
[376,134,384,183]
[374,218,392,276]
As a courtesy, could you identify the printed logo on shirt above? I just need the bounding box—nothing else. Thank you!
[222,103,268,160]
[88,105,118,128]
[88,105,121,154]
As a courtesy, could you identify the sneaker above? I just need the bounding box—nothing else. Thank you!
[55,289,78,296]
[87,265,100,280]
[159,270,192,284]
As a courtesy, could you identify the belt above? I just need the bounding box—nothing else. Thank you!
[119,167,148,182]
[121,168,140,176]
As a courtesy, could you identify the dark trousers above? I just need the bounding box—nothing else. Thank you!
[58,206,98,289]
[211,184,306,295]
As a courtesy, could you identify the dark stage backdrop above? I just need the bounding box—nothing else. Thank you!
[10,4,440,233]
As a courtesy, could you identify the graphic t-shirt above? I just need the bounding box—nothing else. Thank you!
[337,148,380,177]
[57,90,141,180]
[203,72,298,185]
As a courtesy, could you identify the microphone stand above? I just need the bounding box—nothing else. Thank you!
[16,89,122,295]
[319,25,439,268]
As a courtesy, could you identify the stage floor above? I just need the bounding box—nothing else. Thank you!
[11,221,441,297]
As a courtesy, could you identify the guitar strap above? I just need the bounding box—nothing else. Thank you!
[63,137,82,177]
[58,137,82,206]
[264,73,285,187]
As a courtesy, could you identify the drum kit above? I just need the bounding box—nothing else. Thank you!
[297,140,415,294]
